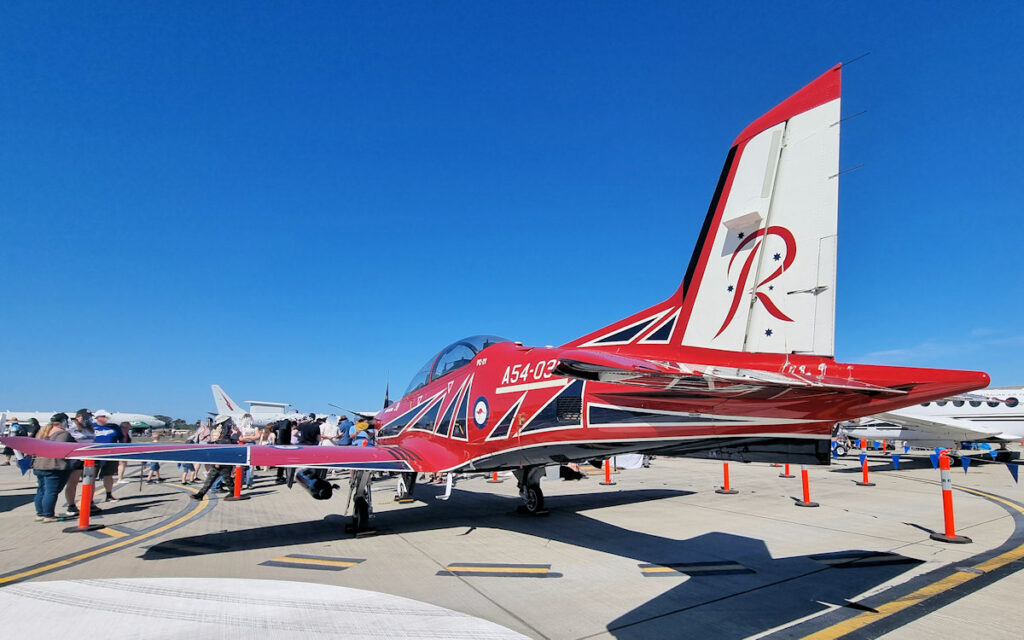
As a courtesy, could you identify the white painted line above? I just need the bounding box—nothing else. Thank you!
[495,379,568,395]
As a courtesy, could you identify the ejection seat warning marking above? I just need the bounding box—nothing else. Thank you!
[260,554,365,571]
[437,562,562,578]
[638,561,753,577]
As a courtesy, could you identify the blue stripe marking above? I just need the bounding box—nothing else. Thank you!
[80,447,249,465]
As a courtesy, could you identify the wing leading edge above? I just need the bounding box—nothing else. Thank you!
[0,437,424,473]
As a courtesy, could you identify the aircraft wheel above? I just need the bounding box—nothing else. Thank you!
[524,484,544,514]
[352,497,370,531]
[834,444,848,457]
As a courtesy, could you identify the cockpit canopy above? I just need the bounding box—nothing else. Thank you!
[404,335,511,396]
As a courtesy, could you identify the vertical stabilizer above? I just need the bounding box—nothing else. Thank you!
[211,384,243,415]
[564,66,842,357]
[678,66,841,356]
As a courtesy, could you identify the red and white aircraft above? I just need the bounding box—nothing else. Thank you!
[2,65,989,531]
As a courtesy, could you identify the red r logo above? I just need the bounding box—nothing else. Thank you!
[715,226,797,338]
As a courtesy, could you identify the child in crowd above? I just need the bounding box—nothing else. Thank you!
[145,433,162,483]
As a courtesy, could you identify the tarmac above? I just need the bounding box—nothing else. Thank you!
[1,451,1022,639]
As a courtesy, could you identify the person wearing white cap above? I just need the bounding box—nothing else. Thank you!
[63,409,99,517]
[92,410,125,502]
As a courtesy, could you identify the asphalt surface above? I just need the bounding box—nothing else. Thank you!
[1,451,1022,639]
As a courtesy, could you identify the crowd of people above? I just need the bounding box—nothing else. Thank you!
[3,409,381,523]
[3,410,135,522]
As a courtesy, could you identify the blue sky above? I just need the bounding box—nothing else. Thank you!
[2,2,1021,420]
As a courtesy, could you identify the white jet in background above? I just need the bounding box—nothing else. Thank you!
[2,410,166,429]
[840,386,1023,460]
[211,384,307,426]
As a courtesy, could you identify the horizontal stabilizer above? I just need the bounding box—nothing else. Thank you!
[553,349,906,396]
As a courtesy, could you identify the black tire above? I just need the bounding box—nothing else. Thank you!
[352,497,370,531]
[524,485,544,513]
[834,444,848,457]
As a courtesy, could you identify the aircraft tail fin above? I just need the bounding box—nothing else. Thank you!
[566,65,841,357]
[211,384,242,415]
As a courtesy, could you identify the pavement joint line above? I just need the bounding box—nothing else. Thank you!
[638,561,753,576]
[0,485,215,586]
[261,555,363,569]
[438,563,562,578]
[794,484,1024,639]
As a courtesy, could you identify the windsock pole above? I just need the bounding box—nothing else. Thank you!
[794,465,819,508]
[600,459,616,486]
[929,451,971,543]
[64,460,104,532]
[856,454,875,487]
[224,466,250,501]
[716,462,738,494]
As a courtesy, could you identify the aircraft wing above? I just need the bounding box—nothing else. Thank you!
[553,350,907,396]
[869,412,1023,442]
[0,436,445,473]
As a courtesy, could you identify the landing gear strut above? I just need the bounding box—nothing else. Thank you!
[395,471,417,501]
[514,466,547,515]
[346,470,373,533]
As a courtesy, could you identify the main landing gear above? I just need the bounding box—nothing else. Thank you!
[346,470,373,533]
[513,466,547,515]
[394,472,417,502]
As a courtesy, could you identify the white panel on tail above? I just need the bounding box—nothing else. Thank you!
[682,98,840,356]
[680,122,787,351]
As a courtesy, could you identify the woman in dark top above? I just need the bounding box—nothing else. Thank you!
[33,414,76,522]
[116,421,133,483]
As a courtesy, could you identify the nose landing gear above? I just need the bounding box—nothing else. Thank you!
[345,470,374,533]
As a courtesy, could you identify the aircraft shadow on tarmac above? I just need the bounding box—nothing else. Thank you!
[142,483,923,639]
[95,498,175,516]
[0,492,35,513]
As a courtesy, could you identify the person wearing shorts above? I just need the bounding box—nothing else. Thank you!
[63,409,98,517]
[91,410,123,502]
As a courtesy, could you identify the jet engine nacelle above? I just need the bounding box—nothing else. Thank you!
[296,468,334,500]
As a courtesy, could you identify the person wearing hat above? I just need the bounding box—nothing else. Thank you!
[32,414,77,522]
[190,415,236,501]
[63,409,100,517]
[91,410,124,502]
[2,416,17,465]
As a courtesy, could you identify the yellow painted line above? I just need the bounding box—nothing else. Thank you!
[801,486,1024,640]
[447,566,550,574]
[634,565,741,573]
[0,494,210,585]
[96,527,130,539]
[269,556,359,568]
[642,567,682,573]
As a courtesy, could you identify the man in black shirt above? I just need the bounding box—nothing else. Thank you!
[274,420,295,484]
[295,420,321,446]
